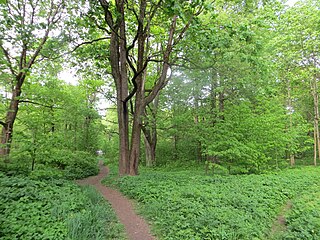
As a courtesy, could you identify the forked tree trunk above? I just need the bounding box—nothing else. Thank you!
[99,0,188,175]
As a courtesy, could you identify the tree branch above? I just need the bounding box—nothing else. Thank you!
[19,100,62,109]
[39,37,110,61]
[72,37,110,52]
[0,44,16,76]
[145,15,177,105]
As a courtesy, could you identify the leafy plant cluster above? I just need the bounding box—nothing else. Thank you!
[6,149,99,180]
[33,149,99,180]
[0,172,125,240]
[280,184,320,239]
[107,167,320,239]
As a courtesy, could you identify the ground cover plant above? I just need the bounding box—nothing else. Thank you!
[105,166,320,240]
[0,172,125,240]
[279,184,320,239]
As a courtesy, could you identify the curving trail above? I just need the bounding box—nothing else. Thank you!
[76,162,156,240]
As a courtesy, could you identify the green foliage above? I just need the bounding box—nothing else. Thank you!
[30,149,99,180]
[0,173,125,240]
[280,185,320,239]
[107,167,320,239]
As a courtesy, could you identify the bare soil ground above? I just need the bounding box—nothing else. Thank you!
[77,162,156,240]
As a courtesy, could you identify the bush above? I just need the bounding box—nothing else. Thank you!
[29,149,99,180]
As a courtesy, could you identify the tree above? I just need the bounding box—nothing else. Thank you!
[96,0,204,175]
[0,0,66,160]
[274,0,320,166]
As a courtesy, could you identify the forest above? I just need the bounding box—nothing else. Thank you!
[1,0,320,239]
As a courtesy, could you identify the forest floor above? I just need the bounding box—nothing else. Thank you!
[270,200,293,238]
[76,161,156,240]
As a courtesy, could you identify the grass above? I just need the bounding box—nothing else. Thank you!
[104,165,320,240]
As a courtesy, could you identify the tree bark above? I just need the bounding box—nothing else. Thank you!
[0,74,25,160]
[312,77,319,166]
[143,128,157,167]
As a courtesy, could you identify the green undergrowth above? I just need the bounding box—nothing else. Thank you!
[1,150,99,180]
[0,172,126,240]
[104,166,320,240]
[276,184,320,239]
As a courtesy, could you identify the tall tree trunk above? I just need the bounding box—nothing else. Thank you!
[287,78,295,166]
[312,77,319,166]
[100,0,130,175]
[128,0,147,175]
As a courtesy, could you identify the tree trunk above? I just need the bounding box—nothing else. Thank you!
[100,0,131,175]
[142,120,157,167]
[142,92,159,167]
[313,78,319,166]
[143,131,156,167]
[129,93,144,175]
[311,76,320,167]
[0,78,24,161]
[118,98,130,175]
[287,78,295,166]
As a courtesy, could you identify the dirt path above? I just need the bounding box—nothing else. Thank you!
[76,162,156,240]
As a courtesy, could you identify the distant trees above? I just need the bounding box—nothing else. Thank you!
[131,0,317,172]
[274,0,320,166]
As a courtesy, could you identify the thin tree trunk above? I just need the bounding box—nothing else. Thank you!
[312,77,319,166]
[0,0,58,160]
[314,82,319,166]
[287,78,295,166]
